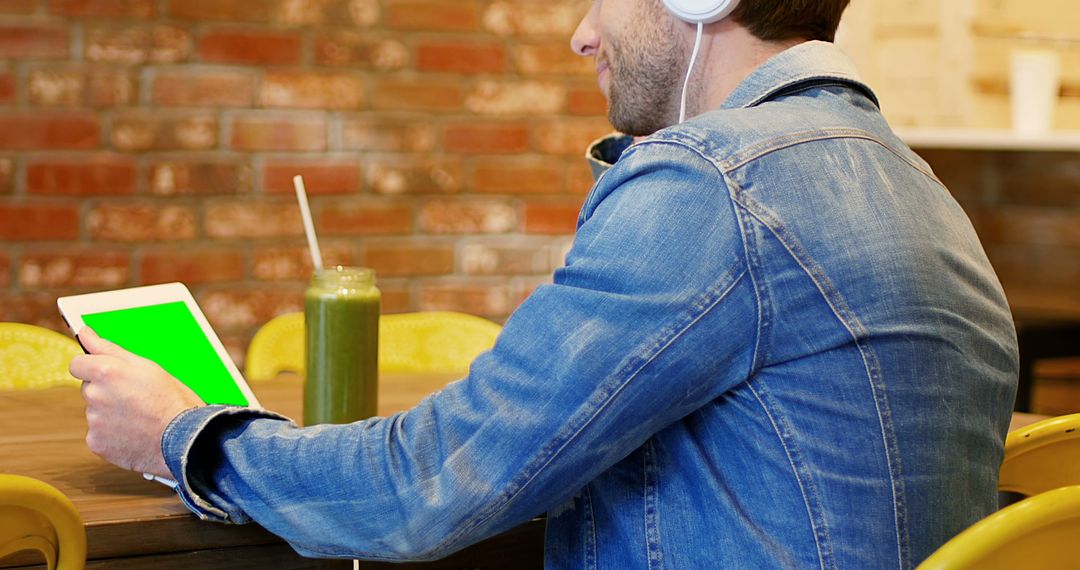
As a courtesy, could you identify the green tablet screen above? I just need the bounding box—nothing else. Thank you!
[83,301,249,406]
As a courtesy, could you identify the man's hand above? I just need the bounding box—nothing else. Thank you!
[70,327,205,479]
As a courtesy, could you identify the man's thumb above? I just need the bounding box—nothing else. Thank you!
[77,327,131,359]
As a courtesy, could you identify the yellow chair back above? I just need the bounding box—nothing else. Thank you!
[917,485,1080,569]
[0,323,82,391]
[999,413,1080,497]
[0,474,86,570]
[244,311,502,381]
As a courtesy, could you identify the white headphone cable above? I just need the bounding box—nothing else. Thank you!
[679,21,704,124]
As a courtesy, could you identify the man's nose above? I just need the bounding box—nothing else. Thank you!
[571,4,600,57]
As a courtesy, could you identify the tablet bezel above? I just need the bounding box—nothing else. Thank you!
[57,282,261,409]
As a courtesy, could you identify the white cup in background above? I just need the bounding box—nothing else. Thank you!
[1010,49,1061,137]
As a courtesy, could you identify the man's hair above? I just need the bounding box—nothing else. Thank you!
[730,0,851,43]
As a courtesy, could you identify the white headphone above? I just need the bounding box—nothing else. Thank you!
[661,0,740,24]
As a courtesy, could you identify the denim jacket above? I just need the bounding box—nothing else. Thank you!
[163,41,1017,569]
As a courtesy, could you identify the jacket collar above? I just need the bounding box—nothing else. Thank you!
[722,40,878,109]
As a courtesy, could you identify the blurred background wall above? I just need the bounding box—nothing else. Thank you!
[0,0,611,358]
[0,0,1078,371]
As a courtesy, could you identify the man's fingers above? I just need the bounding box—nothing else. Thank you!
[77,327,125,356]
[70,353,125,385]
[77,327,149,365]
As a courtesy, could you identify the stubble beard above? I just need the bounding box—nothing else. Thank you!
[605,20,688,137]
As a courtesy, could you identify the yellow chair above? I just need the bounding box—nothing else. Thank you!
[0,474,86,570]
[917,485,1080,569]
[0,323,82,391]
[244,311,502,381]
[999,413,1080,498]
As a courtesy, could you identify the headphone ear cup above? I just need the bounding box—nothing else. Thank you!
[661,0,739,24]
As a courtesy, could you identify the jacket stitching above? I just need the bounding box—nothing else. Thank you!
[747,380,835,570]
[733,196,911,569]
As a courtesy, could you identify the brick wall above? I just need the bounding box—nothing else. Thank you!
[0,0,608,360]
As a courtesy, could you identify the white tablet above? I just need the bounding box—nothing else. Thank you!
[57,283,260,408]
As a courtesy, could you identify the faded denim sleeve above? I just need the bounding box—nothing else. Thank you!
[162,140,761,562]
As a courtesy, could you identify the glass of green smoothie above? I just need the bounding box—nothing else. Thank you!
[303,266,381,426]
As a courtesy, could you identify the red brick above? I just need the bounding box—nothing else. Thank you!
[152,70,255,107]
[418,199,516,234]
[367,156,461,195]
[0,157,12,194]
[997,152,1080,208]
[0,24,69,59]
[566,159,596,195]
[28,69,85,107]
[0,112,99,150]
[264,158,361,195]
[204,201,303,239]
[419,281,511,319]
[0,71,15,104]
[371,78,463,112]
[168,0,274,22]
[230,114,327,152]
[443,122,530,154]
[513,41,593,76]
[537,118,612,156]
[85,25,191,64]
[471,159,564,194]
[276,0,379,26]
[0,293,66,331]
[149,159,251,195]
[988,244,1080,292]
[141,247,244,284]
[88,67,138,107]
[198,29,301,65]
[198,287,306,332]
[524,200,582,235]
[361,242,455,277]
[111,111,217,150]
[28,67,136,108]
[416,40,506,74]
[483,1,581,36]
[18,249,130,288]
[341,115,435,152]
[982,207,1080,248]
[461,240,554,276]
[49,0,156,18]
[260,71,365,110]
[466,80,564,115]
[27,155,137,195]
[567,84,607,116]
[385,0,482,31]
[0,0,35,14]
[0,204,80,241]
[318,200,414,236]
[378,282,412,314]
[0,251,9,287]
[251,243,353,281]
[88,204,196,242]
[314,32,407,69]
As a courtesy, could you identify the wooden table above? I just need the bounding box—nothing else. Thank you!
[0,374,544,569]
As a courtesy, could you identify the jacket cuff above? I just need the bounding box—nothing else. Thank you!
[162,405,293,523]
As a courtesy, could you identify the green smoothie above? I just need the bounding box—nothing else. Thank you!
[304,266,381,426]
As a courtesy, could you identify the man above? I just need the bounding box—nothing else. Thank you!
[72,0,1018,567]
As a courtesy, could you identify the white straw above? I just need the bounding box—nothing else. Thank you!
[293,175,324,272]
